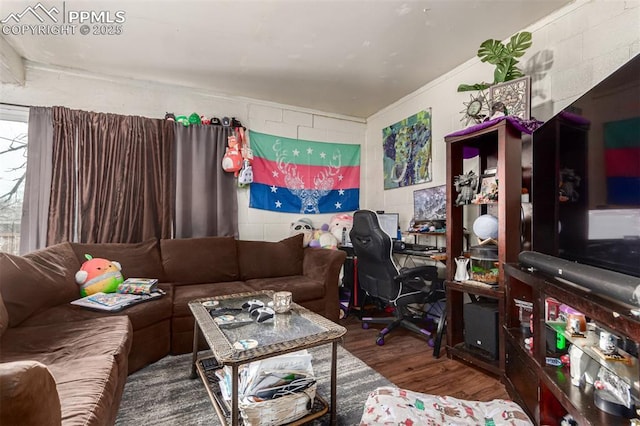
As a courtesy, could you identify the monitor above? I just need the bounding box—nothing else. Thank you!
[377,213,399,240]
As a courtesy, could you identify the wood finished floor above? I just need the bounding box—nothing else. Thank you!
[338,313,510,402]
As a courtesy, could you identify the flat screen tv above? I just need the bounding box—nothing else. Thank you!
[531,53,640,279]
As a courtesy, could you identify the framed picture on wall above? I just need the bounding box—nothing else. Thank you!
[489,76,531,120]
[382,109,432,189]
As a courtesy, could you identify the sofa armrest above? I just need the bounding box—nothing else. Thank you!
[0,360,62,426]
[303,248,347,322]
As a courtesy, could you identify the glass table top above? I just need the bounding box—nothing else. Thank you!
[189,290,346,364]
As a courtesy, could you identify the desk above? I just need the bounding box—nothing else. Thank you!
[393,249,447,268]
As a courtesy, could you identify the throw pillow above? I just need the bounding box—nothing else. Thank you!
[238,234,304,280]
[70,239,166,282]
[160,236,240,284]
[0,242,81,327]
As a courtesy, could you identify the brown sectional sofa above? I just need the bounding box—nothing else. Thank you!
[0,234,346,426]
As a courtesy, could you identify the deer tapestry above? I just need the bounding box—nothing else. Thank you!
[383,109,432,189]
[249,131,360,214]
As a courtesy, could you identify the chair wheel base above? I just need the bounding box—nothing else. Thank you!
[362,322,370,329]
[376,337,385,346]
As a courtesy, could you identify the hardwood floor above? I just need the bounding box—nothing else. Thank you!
[338,313,510,402]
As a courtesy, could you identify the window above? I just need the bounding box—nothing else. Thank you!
[0,106,29,255]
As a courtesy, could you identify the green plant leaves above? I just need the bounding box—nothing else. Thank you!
[494,58,524,83]
[505,31,532,58]
[457,83,491,92]
[477,39,507,65]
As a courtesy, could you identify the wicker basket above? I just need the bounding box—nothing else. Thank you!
[239,382,317,426]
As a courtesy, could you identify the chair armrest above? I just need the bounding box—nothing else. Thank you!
[303,248,347,322]
[394,265,437,283]
[0,360,62,425]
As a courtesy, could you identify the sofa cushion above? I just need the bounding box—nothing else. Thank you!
[0,316,132,366]
[21,283,173,332]
[161,236,239,284]
[244,276,325,303]
[0,242,81,327]
[238,234,304,280]
[48,355,123,426]
[171,281,253,318]
[71,239,166,282]
[0,360,62,426]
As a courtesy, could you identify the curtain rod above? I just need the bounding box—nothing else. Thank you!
[1,102,31,109]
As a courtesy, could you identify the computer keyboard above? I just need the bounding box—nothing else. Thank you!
[405,243,437,251]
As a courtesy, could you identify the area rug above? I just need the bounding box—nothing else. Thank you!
[115,344,393,425]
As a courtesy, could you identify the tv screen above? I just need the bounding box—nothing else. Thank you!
[414,185,446,222]
[377,213,399,240]
[531,53,640,278]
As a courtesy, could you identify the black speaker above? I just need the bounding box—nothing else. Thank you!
[464,301,499,359]
[519,251,640,307]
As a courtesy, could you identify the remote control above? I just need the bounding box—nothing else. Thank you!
[200,357,220,371]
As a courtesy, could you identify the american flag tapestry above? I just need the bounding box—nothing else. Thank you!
[249,131,360,214]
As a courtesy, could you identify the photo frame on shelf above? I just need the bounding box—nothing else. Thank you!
[474,170,498,204]
[489,76,531,120]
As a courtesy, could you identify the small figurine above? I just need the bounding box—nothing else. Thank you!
[559,168,581,202]
[454,171,478,206]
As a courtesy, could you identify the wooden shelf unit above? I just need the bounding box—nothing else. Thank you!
[444,119,524,375]
[504,262,640,425]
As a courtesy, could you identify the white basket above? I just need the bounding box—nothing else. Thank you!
[239,382,317,426]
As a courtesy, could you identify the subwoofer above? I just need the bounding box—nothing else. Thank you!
[464,301,499,359]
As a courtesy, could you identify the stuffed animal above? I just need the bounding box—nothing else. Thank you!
[290,218,314,247]
[188,113,201,125]
[238,159,253,187]
[74,254,124,297]
[175,115,189,127]
[329,213,353,246]
[309,224,338,249]
[222,134,243,176]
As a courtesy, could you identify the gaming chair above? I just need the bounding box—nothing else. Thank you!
[349,209,446,355]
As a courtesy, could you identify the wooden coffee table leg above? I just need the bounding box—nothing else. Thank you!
[331,341,338,425]
[232,364,239,426]
[190,319,199,379]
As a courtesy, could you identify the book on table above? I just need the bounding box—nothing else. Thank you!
[71,288,163,312]
[117,278,159,295]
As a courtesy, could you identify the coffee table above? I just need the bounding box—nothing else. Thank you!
[188,290,347,425]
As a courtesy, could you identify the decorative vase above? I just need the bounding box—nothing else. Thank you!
[454,257,470,281]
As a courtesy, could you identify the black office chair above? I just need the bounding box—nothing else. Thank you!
[349,210,446,355]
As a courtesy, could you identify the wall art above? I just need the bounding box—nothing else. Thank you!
[383,109,432,189]
[489,76,531,120]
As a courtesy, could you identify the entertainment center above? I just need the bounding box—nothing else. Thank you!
[504,54,640,424]
[444,53,640,424]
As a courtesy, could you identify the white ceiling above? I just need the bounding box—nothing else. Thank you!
[0,0,572,118]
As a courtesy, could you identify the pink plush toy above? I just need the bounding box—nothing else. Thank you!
[329,213,353,246]
[74,254,124,297]
[222,134,243,176]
